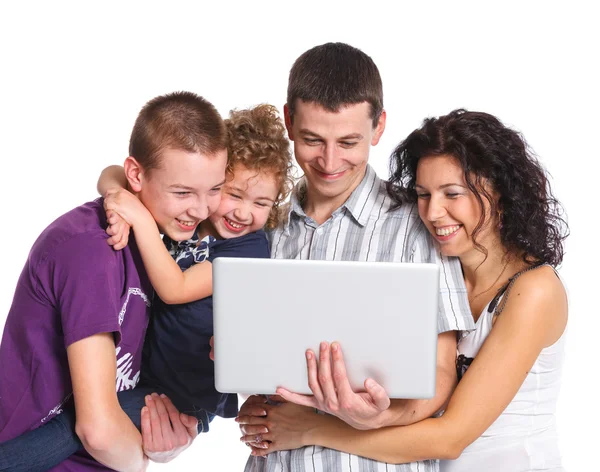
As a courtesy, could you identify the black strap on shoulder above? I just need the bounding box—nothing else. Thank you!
[487,263,547,316]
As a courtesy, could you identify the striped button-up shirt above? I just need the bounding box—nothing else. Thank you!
[246,165,473,472]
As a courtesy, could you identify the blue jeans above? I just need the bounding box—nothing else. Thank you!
[0,385,213,471]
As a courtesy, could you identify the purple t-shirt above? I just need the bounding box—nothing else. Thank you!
[0,199,152,470]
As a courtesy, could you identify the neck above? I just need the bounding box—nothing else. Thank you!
[302,194,347,225]
[459,236,528,313]
[460,240,508,291]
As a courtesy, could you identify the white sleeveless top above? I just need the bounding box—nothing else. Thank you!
[440,269,566,472]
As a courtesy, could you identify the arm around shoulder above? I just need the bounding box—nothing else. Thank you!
[97,165,127,197]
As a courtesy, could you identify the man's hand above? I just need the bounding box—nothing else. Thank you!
[141,393,198,463]
[276,342,391,430]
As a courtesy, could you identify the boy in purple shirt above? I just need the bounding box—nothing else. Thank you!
[0,91,228,471]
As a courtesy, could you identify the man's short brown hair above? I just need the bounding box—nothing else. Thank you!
[129,91,227,172]
[287,42,383,127]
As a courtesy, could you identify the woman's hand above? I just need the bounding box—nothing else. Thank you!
[236,395,270,451]
[238,401,322,456]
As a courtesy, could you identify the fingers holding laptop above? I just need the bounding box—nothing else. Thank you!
[277,342,391,430]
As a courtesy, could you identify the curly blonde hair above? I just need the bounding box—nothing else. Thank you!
[225,104,295,229]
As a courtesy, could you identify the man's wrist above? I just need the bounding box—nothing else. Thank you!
[363,400,408,429]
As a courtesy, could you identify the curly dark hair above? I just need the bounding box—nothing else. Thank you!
[386,109,568,266]
[225,104,295,230]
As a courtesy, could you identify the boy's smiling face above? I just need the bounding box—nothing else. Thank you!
[130,147,227,242]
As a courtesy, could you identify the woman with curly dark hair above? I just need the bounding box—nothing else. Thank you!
[242,109,569,471]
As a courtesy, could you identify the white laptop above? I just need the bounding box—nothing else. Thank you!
[212,258,439,399]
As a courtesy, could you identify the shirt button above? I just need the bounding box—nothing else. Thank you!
[316,228,323,235]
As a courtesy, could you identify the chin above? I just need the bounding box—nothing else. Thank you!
[167,226,195,242]
[436,244,459,258]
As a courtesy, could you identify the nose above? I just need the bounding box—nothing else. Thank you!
[319,144,338,173]
[187,196,210,222]
[426,195,446,222]
[233,203,251,223]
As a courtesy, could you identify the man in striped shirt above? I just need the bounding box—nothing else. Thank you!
[241,42,473,472]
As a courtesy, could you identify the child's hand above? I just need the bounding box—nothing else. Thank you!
[105,210,131,250]
[104,188,152,230]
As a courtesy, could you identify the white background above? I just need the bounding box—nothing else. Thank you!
[0,1,597,470]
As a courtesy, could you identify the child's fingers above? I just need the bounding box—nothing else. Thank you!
[106,233,123,247]
[107,214,120,226]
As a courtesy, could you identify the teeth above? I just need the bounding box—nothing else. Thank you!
[225,217,244,229]
[178,219,195,227]
[436,225,460,236]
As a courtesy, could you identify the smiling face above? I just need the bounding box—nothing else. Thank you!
[130,147,227,242]
[415,154,499,259]
[285,100,385,208]
[207,164,279,239]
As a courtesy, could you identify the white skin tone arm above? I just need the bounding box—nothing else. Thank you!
[97,165,128,195]
[98,165,213,305]
[97,165,132,250]
[68,333,148,472]
[240,267,568,462]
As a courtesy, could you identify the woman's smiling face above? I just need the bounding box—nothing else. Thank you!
[415,154,498,259]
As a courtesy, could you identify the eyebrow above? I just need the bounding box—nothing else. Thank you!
[168,184,196,191]
[299,129,364,140]
[228,185,276,202]
[415,183,468,190]
[168,178,226,191]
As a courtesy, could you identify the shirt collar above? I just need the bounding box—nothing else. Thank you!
[288,164,381,227]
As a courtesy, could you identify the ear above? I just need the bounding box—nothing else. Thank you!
[371,110,387,146]
[283,104,295,141]
[123,156,144,193]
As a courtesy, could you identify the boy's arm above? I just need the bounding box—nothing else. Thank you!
[67,333,148,472]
